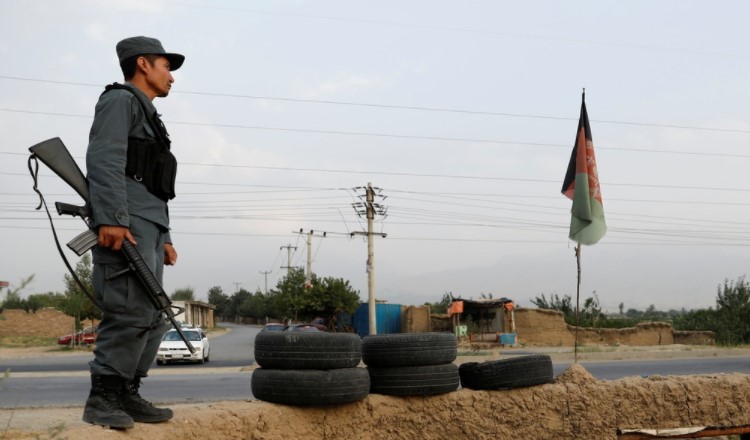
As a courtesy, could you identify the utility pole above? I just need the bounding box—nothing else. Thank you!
[351,182,387,336]
[259,270,271,294]
[233,282,242,293]
[280,244,297,276]
[296,229,327,289]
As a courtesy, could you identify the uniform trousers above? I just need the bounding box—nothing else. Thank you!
[89,215,169,379]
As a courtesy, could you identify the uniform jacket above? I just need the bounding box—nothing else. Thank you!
[86,82,173,251]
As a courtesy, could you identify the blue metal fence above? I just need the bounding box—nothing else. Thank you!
[351,303,402,337]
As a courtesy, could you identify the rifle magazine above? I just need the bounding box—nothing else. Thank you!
[67,229,98,256]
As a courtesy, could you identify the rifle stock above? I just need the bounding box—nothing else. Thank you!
[29,137,90,204]
[28,137,195,354]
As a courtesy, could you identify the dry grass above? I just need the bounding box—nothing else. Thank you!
[0,336,57,348]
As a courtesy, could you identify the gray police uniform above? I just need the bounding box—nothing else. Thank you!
[86,82,173,380]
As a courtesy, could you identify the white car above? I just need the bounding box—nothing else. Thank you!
[156,327,210,365]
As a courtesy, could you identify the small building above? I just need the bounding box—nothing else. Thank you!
[171,300,216,328]
[449,297,516,344]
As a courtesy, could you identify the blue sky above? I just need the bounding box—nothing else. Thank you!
[2,0,750,312]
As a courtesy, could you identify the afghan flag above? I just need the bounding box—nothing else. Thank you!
[561,92,606,245]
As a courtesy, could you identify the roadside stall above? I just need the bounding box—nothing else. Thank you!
[448,297,516,346]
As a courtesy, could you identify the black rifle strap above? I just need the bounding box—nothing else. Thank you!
[27,154,102,310]
[103,83,171,148]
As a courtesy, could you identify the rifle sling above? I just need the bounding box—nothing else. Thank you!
[28,154,101,309]
[27,153,160,334]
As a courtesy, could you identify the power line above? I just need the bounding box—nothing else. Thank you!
[4,186,750,208]
[8,167,750,193]
[5,107,750,143]
[2,76,750,134]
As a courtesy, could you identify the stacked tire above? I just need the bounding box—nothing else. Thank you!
[362,332,460,396]
[251,331,369,406]
[458,354,554,390]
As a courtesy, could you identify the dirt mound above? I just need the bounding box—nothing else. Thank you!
[3,364,750,440]
[554,362,596,385]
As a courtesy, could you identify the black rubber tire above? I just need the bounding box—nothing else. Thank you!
[254,331,362,370]
[156,359,164,366]
[458,354,554,390]
[251,367,370,406]
[368,363,459,396]
[362,332,457,367]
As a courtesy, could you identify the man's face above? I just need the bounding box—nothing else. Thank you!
[142,55,174,98]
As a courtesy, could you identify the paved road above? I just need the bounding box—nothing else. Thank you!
[0,322,259,373]
[0,323,260,408]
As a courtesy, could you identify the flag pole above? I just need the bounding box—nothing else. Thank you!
[573,242,581,364]
[575,86,583,364]
[562,87,605,362]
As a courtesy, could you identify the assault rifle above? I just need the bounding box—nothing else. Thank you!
[28,137,195,354]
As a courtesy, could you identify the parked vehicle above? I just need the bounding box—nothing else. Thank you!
[57,325,98,346]
[156,327,210,365]
[284,324,322,333]
[261,322,286,332]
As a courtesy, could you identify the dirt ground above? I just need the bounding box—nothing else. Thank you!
[2,344,750,440]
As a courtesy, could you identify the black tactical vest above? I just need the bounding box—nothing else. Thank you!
[102,83,177,201]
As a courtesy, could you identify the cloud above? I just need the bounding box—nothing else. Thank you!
[301,73,389,99]
[84,23,108,43]
[91,0,165,13]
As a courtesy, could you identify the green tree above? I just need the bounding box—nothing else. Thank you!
[1,275,35,311]
[579,293,604,328]
[207,286,231,320]
[714,276,750,345]
[227,288,253,321]
[671,276,750,345]
[25,292,66,312]
[170,287,195,301]
[531,293,573,319]
[1,290,24,310]
[298,276,360,328]
[423,292,453,314]
[673,308,718,333]
[245,292,269,321]
[267,268,360,328]
[268,268,308,320]
[531,292,606,327]
[62,254,99,330]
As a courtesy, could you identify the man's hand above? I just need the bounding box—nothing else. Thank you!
[164,243,177,266]
[97,225,136,251]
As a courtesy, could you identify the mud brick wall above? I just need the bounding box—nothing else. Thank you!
[402,305,432,333]
[513,308,576,346]
[674,330,715,345]
[512,308,713,347]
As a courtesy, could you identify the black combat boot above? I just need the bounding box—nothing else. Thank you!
[120,375,173,423]
[82,374,134,429]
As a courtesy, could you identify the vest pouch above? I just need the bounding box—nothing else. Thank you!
[126,137,177,201]
[158,149,177,201]
[126,137,158,185]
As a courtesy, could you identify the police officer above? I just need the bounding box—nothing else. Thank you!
[83,36,184,429]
